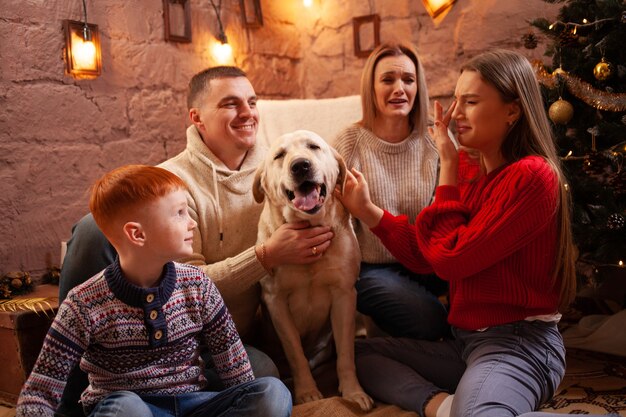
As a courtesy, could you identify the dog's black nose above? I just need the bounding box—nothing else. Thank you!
[291,159,311,179]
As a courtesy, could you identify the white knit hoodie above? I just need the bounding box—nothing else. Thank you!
[159,125,267,341]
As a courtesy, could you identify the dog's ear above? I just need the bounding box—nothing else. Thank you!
[252,165,265,203]
[332,147,348,193]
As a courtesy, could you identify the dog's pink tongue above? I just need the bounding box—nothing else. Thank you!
[293,189,319,211]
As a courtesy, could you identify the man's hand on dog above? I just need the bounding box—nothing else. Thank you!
[262,221,333,269]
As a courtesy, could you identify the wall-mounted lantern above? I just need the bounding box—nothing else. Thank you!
[63,19,102,79]
[63,1,101,79]
[422,0,456,25]
[209,0,233,64]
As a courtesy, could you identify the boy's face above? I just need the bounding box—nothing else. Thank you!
[140,189,197,261]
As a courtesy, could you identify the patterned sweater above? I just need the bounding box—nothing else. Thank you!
[17,260,253,417]
[372,153,562,330]
[332,124,439,263]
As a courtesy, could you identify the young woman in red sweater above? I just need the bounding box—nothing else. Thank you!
[337,49,583,417]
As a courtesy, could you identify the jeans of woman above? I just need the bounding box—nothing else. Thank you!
[356,263,449,340]
[87,377,291,417]
[355,320,568,417]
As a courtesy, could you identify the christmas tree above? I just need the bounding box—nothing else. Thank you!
[529,0,625,309]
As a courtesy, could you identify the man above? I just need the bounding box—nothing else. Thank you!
[58,66,333,416]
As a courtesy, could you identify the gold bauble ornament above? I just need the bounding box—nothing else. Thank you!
[593,58,612,81]
[548,99,574,125]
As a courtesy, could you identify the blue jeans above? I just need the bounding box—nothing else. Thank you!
[356,263,449,340]
[56,344,279,416]
[87,377,292,417]
[355,320,568,417]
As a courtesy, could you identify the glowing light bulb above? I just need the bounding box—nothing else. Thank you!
[582,18,588,23]
[303,0,313,6]
[213,41,232,64]
[74,41,96,68]
[70,31,97,70]
[619,260,624,267]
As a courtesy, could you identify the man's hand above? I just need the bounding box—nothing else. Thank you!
[263,222,334,269]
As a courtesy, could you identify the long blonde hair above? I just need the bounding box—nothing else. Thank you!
[461,50,577,310]
[359,42,429,137]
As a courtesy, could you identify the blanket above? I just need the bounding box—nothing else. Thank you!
[292,397,417,417]
[256,95,362,147]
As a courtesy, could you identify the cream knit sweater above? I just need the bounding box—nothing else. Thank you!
[159,125,267,341]
[332,124,439,264]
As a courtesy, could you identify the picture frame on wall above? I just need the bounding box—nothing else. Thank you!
[352,14,380,58]
[163,0,192,43]
[240,0,263,28]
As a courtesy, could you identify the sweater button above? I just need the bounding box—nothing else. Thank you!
[149,310,158,320]
[154,329,163,340]
[146,294,155,303]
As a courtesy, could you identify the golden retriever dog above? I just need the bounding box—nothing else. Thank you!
[253,130,373,411]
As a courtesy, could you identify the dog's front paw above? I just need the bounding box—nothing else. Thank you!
[339,377,374,411]
[294,386,323,405]
[342,389,374,411]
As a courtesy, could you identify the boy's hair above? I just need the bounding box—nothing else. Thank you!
[187,66,247,109]
[89,165,187,238]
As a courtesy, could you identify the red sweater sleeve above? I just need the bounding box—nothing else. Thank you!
[415,156,559,281]
[371,211,434,274]
[372,156,558,280]
[369,150,477,276]
[371,156,561,329]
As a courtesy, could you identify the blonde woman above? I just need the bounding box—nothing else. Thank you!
[337,50,583,417]
[332,42,448,341]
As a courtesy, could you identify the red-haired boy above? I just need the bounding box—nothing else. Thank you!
[17,165,292,417]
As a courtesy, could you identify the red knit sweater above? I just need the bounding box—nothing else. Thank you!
[371,152,562,330]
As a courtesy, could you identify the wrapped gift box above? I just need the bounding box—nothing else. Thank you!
[0,284,59,403]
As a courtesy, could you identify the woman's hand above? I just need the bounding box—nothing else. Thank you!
[429,100,459,186]
[334,168,384,228]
